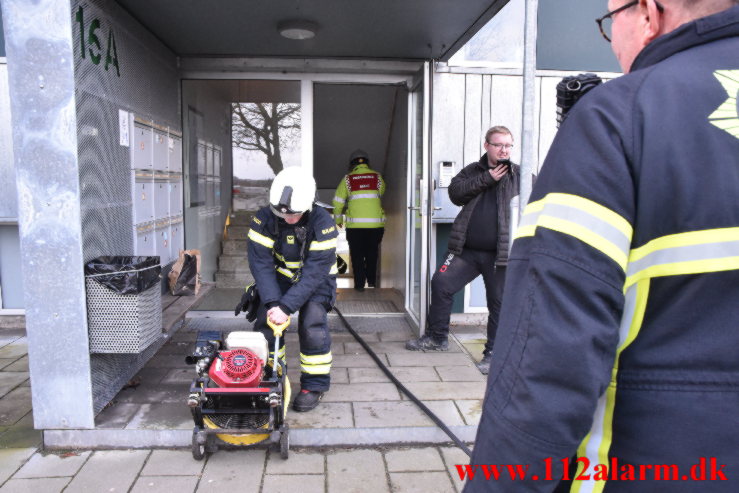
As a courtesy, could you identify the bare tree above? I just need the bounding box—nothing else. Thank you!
[232,102,301,176]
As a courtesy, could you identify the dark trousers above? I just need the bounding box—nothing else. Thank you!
[427,250,505,355]
[254,300,332,392]
[346,227,384,288]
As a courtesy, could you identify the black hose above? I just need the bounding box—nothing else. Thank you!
[333,306,473,458]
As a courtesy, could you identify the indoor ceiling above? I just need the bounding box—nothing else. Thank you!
[115,0,510,61]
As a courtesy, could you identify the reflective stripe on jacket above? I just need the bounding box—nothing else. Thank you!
[332,163,386,228]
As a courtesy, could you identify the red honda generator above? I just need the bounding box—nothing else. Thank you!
[186,326,290,460]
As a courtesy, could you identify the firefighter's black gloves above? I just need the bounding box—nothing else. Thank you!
[234,283,260,322]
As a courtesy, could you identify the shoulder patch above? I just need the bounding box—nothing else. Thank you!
[252,217,262,225]
[322,226,335,235]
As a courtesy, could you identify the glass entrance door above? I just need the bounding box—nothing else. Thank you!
[406,62,432,331]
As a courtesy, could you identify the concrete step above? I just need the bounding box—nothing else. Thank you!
[215,271,254,288]
[228,211,255,226]
[222,239,247,254]
[226,225,250,239]
[218,254,249,271]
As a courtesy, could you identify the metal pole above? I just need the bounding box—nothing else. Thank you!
[519,0,539,217]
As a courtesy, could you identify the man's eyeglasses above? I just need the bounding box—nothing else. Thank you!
[596,1,664,43]
[487,142,514,150]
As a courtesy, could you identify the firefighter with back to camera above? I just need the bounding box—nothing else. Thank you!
[466,1,739,491]
[246,167,338,412]
[332,149,386,291]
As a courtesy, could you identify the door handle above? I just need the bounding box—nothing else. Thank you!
[408,206,421,211]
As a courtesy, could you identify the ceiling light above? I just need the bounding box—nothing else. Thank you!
[278,20,318,40]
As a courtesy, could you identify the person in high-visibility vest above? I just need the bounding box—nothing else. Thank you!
[332,149,386,291]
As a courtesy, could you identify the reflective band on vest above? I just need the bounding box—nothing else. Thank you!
[516,193,633,271]
[247,229,275,249]
[332,196,346,204]
[350,193,381,200]
[346,217,384,224]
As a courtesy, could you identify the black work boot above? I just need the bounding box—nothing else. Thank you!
[405,334,449,351]
[293,389,324,412]
[476,352,493,374]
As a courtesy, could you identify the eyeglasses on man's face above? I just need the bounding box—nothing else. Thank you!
[596,0,664,42]
[486,142,514,150]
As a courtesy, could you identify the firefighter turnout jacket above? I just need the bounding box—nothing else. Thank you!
[332,163,386,228]
[247,206,338,388]
[466,6,739,493]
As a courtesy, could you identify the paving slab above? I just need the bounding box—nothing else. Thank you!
[287,402,353,429]
[322,383,400,402]
[160,368,195,385]
[0,360,14,371]
[1,357,28,373]
[196,449,265,493]
[329,367,349,384]
[400,382,486,401]
[348,366,439,384]
[0,448,36,484]
[130,475,199,493]
[0,340,27,360]
[353,400,464,428]
[386,352,472,367]
[326,449,389,493]
[95,402,141,429]
[261,474,324,493]
[0,414,40,449]
[440,446,472,493]
[143,354,191,369]
[141,449,206,476]
[0,477,70,492]
[157,340,194,356]
[116,384,184,404]
[377,327,414,341]
[435,365,486,382]
[0,388,32,426]
[64,450,149,493]
[385,447,445,472]
[326,332,379,343]
[455,400,483,426]
[345,341,460,354]
[13,450,91,478]
[390,471,455,493]
[265,449,324,474]
[135,367,171,385]
[125,403,193,430]
[0,373,29,399]
[331,353,386,368]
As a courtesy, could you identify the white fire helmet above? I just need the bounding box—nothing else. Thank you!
[269,167,316,218]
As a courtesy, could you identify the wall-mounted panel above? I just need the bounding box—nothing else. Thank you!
[132,122,153,170]
[152,129,168,171]
[132,170,154,224]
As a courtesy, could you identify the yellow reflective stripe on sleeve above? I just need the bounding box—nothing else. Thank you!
[300,352,332,375]
[247,229,275,249]
[273,252,302,269]
[310,238,338,251]
[571,278,650,493]
[276,267,294,279]
[624,227,739,289]
[515,193,633,271]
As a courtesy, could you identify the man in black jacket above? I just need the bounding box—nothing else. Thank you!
[406,126,520,374]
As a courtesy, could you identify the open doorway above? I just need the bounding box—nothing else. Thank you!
[313,83,408,312]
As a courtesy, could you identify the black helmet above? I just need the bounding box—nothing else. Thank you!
[349,149,369,168]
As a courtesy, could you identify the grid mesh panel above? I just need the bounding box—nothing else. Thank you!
[85,279,162,353]
[73,0,181,412]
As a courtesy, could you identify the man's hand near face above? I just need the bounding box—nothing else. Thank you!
[489,164,508,182]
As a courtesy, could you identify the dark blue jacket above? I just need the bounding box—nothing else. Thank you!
[247,206,338,314]
[466,6,739,492]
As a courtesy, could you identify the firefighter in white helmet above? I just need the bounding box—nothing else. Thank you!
[246,167,338,412]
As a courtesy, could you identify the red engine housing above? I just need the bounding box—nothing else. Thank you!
[208,349,263,387]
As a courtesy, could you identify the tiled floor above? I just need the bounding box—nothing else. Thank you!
[95,314,488,441]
